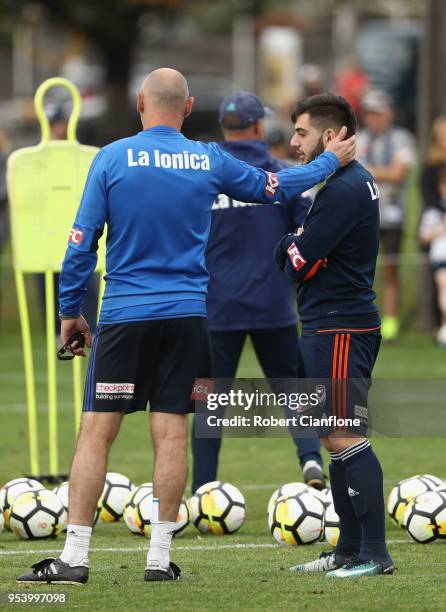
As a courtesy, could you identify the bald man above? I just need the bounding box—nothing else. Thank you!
[17,68,355,585]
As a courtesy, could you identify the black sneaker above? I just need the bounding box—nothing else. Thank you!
[290,550,351,573]
[17,558,89,585]
[144,561,181,582]
[303,460,325,490]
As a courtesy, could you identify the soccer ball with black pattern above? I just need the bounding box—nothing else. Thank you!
[189,481,246,535]
[9,489,67,539]
[320,487,333,508]
[404,490,446,543]
[0,477,43,528]
[53,481,69,513]
[267,482,309,515]
[435,482,446,495]
[123,483,153,534]
[268,490,325,546]
[387,474,442,527]
[324,502,340,547]
[97,472,134,522]
[52,481,69,532]
[136,493,190,538]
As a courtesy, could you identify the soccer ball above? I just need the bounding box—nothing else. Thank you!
[189,481,246,534]
[9,490,67,539]
[387,475,442,527]
[324,502,340,547]
[0,478,43,528]
[53,481,69,532]
[435,482,446,495]
[268,490,325,545]
[309,487,329,507]
[123,484,189,537]
[123,483,153,534]
[267,482,309,515]
[0,509,4,534]
[170,498,190,538]
[53,481,69,513]
[320,488,333,508]
[97,472,134,522]
[137,494,190,538]
[404,491,446,543]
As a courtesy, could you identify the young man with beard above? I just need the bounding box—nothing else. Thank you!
[275,94,393,578]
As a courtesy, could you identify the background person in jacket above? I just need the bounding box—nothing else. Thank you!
[191,91,325,493]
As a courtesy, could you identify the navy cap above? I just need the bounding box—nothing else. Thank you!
[219,91,272,129]
[45,103,67,124]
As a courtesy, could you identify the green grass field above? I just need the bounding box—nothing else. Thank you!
[1,332,446,610]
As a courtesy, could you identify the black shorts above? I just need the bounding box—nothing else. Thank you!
[298,330,381,436]
[83,317,212,415]
[380,227,403,257]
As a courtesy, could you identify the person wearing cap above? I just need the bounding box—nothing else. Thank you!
[265,119,295,163]
[46,104,69,140]
[191,91,325,493]
[357,90,416,341]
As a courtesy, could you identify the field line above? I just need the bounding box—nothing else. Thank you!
[0,539,411,556]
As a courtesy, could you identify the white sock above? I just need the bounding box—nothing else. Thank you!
[146,521,176,570]
[59,524,92,567]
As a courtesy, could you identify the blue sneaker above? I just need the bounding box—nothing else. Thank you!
[326,554,394,578]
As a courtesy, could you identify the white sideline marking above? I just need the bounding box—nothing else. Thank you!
[0,539,411,556]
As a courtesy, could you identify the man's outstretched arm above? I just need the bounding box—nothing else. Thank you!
[218,126,355,204]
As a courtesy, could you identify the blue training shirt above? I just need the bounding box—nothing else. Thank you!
[206,139,311,331]
[58,125,339,324]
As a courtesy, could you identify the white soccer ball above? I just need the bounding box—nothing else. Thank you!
[136,494,190,538]
[52,481,69,532]
[53,482,69,512]
[189,481,246,534]
[97,472,134,522]
[171,498,190,537]
[9,489,67,539]
[268,490,325,546]
[267,482,310,515]
[320,488,333,508]
[404,490,446,543]
[0,509,4,534]
[387,475,442,527]
[123,483,153,534]
[123,484,189,537]
[0,478,43,528]
[435,482,446,495]
[324,502,340,547]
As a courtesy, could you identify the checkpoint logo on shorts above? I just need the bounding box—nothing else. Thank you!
[95,382,135,400]
[287,243,307,271]
[265,172,279,196]
[68,227,83,246]
[191,379,215,402]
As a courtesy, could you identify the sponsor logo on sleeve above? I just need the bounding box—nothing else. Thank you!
[287,243,307,271]
[265,172,279,196]
[68,227,84,245]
